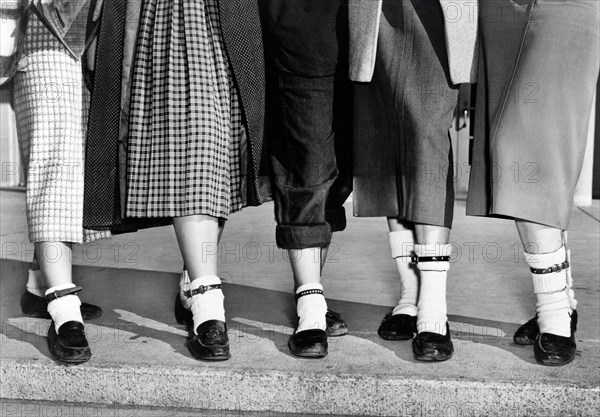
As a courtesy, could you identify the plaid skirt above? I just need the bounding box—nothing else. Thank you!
[126,0,243,219]
[14,13,109,244]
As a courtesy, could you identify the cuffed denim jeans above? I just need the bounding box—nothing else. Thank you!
[263,0,351,249]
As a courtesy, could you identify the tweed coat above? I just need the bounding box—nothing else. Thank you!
[0,0,91,85]
[83,0,270,231]
[348,0,479,84]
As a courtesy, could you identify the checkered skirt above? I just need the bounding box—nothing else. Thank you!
[13,13,109,244]
[126,0,243,219]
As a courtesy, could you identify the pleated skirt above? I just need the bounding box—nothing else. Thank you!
[126,0,244,219]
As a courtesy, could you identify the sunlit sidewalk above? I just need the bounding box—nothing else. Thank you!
[1,190,599,416]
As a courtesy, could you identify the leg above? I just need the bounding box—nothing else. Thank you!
[378,219,419,340]
[35,241,91,363]
[410,224,454,361]
[264,0,348,358]
[173,215,230,361]
[515,220,576,366]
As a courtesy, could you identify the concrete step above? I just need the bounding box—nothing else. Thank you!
[1,260,599,417]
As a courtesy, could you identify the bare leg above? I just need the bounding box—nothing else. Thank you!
[36,242,73,288]
[291,248,321,288]
[515,220,562,254]
[174,215,220,279]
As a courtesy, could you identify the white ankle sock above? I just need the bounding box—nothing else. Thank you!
[525,246,573,337]
[296,283,327,332]
[389,231,419,317]
[415,244,452,336]
[189,276,225,335]
[26,269,46,297]
[45,284,83,332]
[179,270,193,310]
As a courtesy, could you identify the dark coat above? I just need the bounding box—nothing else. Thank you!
[83,0,270,232]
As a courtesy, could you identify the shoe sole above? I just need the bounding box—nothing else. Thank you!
[327,326,348,337]
[379,332,414,341]
[47,339,91,364]
[413,353,453,362]
[288,341,328,358]
[536,355,575,366]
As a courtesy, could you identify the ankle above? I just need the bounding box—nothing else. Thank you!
[46,284,83,332]
[189,276,225,334]
[296,283,327,332]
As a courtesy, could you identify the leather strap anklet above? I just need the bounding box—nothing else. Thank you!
[45,286,83,301]
[295,288,324,301]
[184,284,222,298]
[530,260,570,275]
[411,256,451,264]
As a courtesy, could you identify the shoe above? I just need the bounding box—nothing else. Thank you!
[288,329,328,358]
[412,323,453,361]
[378,313,417,341]
[326,309,348,337]
[174,292,193,326]
[514,311,578,346]
[188,320,231,361]
[513,316,539,345]
[533,311,577,366]
[21,290,103,320]
[176,293,348,338]
[47,321,91,364]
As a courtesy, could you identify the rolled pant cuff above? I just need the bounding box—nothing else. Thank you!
[276,224,332,249]
[326,206,347,233]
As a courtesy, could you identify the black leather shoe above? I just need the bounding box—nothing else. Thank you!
[326,309,348,337]
[534,312,577,366]
[47,321,91,364]
[21,290,103,320]
[412,323,453,361]
[174,292,193,326]
[289,329,328,358]
[513,316,538,345]
[514,311,578,346]
[176,293,348,338]
[378,313,417,341]
[188,320,231,361]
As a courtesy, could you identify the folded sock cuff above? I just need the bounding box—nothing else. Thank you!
[189,275,221,289]
[532,272,567,294]
[45,283,77,296]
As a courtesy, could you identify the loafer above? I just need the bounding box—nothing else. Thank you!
[174,292,193,326]
[176,293,348,337]
[513,316,538,345]
[326,309,348,337]
[412,323,453,361]
[47,321,91,364]
[188,320,231,361]
[378,313,417,341]
[21,290,103,320]
[514,311,578,346]
[534,312,577,366]
[289,329,328,358]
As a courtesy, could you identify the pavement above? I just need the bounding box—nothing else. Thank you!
[1,189,599,416]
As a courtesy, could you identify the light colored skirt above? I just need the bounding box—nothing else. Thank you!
[466,0,600,229]
[14,13,109,244]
